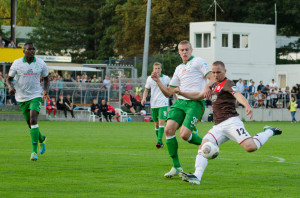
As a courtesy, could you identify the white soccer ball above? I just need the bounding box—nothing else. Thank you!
[294,104,298,108]
[140,110,147,116]
[201,141,219,160]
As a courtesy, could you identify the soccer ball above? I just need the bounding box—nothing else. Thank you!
[294,104,298,108]
[201,141,219,159]
[140,110,147,116]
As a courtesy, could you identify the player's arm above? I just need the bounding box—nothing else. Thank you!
[174,87,205,100]
[6,76,16,95]
[233,92,253,119]
[203,72,215,99]
[43,76,49,99]
[151,72,174,97]
[141,88,149,106]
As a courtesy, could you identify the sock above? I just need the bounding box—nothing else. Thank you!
[54,109,57,116]
[166,135,181,168]
[38,131,45,143]
[188,133,203,145]
[30,125,40,153]
[194,150,208,180]
[158,126,164,143]
[48,109,51,115]
[155,128,159,138]
[253,129,273,150]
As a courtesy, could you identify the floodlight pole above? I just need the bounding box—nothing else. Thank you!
[142,0,151,80]
[11,0,17,43]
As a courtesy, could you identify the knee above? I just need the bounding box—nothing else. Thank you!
[164,127,175,137]
[180,130,190,141]
[244,144,257,152]
[30,118,37,126]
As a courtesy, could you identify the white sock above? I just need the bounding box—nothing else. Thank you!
[194,150,208,180]
[253,129,273,150]
[187,133,192,142]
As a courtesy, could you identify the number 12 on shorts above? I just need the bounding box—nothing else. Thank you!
[236,128,247,136]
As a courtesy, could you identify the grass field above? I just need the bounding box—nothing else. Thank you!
[0,121,299,198]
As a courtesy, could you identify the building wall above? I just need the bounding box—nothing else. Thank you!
[275,64,300,88]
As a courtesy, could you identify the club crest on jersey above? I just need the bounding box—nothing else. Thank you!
[28,69,33,73]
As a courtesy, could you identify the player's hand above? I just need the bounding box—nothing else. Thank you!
[43,91,48,99]
[245,106,253,119]
[8,88,16,96]
[203,85,212,99]
[151,72,159,82]
[173,87,181,95]
[141,98,146,106]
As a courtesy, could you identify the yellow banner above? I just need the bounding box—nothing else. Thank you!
[0,48,24,63]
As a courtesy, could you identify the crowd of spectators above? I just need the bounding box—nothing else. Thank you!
[0,36,20,48]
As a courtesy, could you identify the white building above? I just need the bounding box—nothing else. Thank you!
[190,21,300,88]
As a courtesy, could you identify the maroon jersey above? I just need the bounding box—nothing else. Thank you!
[210,78,239,125]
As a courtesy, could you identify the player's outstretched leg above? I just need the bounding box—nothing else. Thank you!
[156,126,164,149]
[253,126,282,150]
[179,172,200,185]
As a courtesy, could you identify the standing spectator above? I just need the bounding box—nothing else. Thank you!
[277,88,284,108]
[46,97,57,118]
[269,79,277,89]
[56,76,64,96]
[103,75,111,89]
[289,96,297,123]
[284,86,290,109]
[243,80,249,99]
[91,75,97,83]
[122,90,135,114]
[107,101,115,122]
[125,80,133,91]
[0,74,5,105]
[0,36,5,48]
[236,78,244,94]
[64,94,75,118]
[135,84,143,95]
[270,89,278,108]
[261,85,270,108]
[248,81,256,107]
[97,76,103,83]
[257,81,264,91]
[100,99,109,122]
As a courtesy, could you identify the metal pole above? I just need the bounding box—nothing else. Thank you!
[142,0,151,80]
[11,0,17,43]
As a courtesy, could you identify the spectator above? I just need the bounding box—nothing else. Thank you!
[257,81,264,91]
[8,40,16,48]
[0,74,5,105]
[103,75,111,89]
[90,99,101,121]
[243,80,249,99]
[56,95,65,111]
[125,80,133,91]
[107,101,115,122]
[289,96,297,123]
[236,78,244,94]
[135,84,143,95]
[261,85,270,108]
[97,76,103,83]
[91,75,97,83]
[248,81,256,106]
[100,99,109,122]
[284,86,290,109]
[134,91,145,111]
[277,88,284,108]
[0,36,5,48]
[269,79,277,89]
[270,88,277,108]
[129,90,137,110]
[64,94,75,118]
[46,97,57,118]
[86,76,92,83]
[122,90,135,114]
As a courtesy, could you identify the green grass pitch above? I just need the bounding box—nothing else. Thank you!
[0,121,299,197]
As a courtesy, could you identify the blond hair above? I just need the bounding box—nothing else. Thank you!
[153,62,162,67]
[178,40,192,48]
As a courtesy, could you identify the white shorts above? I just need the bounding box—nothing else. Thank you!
[204,116,251,146]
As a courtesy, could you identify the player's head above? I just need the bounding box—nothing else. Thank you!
[153,62,162,76]
[178,40,193,63]
[23,43,35,58]
[212,61,226,82]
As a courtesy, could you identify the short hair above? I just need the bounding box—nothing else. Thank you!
[153,62,162,67]
[212,61,225,69]
[24,42,34,48]
[178,40,192,48]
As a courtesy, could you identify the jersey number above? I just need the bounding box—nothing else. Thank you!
[236,128,247,136]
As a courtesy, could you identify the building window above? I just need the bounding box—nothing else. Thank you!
[241,34,248,48]
[233,34,240,48]
[195,34,202,48]
[204,33,211,48]
[195,33,211,48]
[222,34,228,47]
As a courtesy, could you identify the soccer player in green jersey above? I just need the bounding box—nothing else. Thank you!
[151,40,214,177]
[7,43,49,161]
[142,62,170,148]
